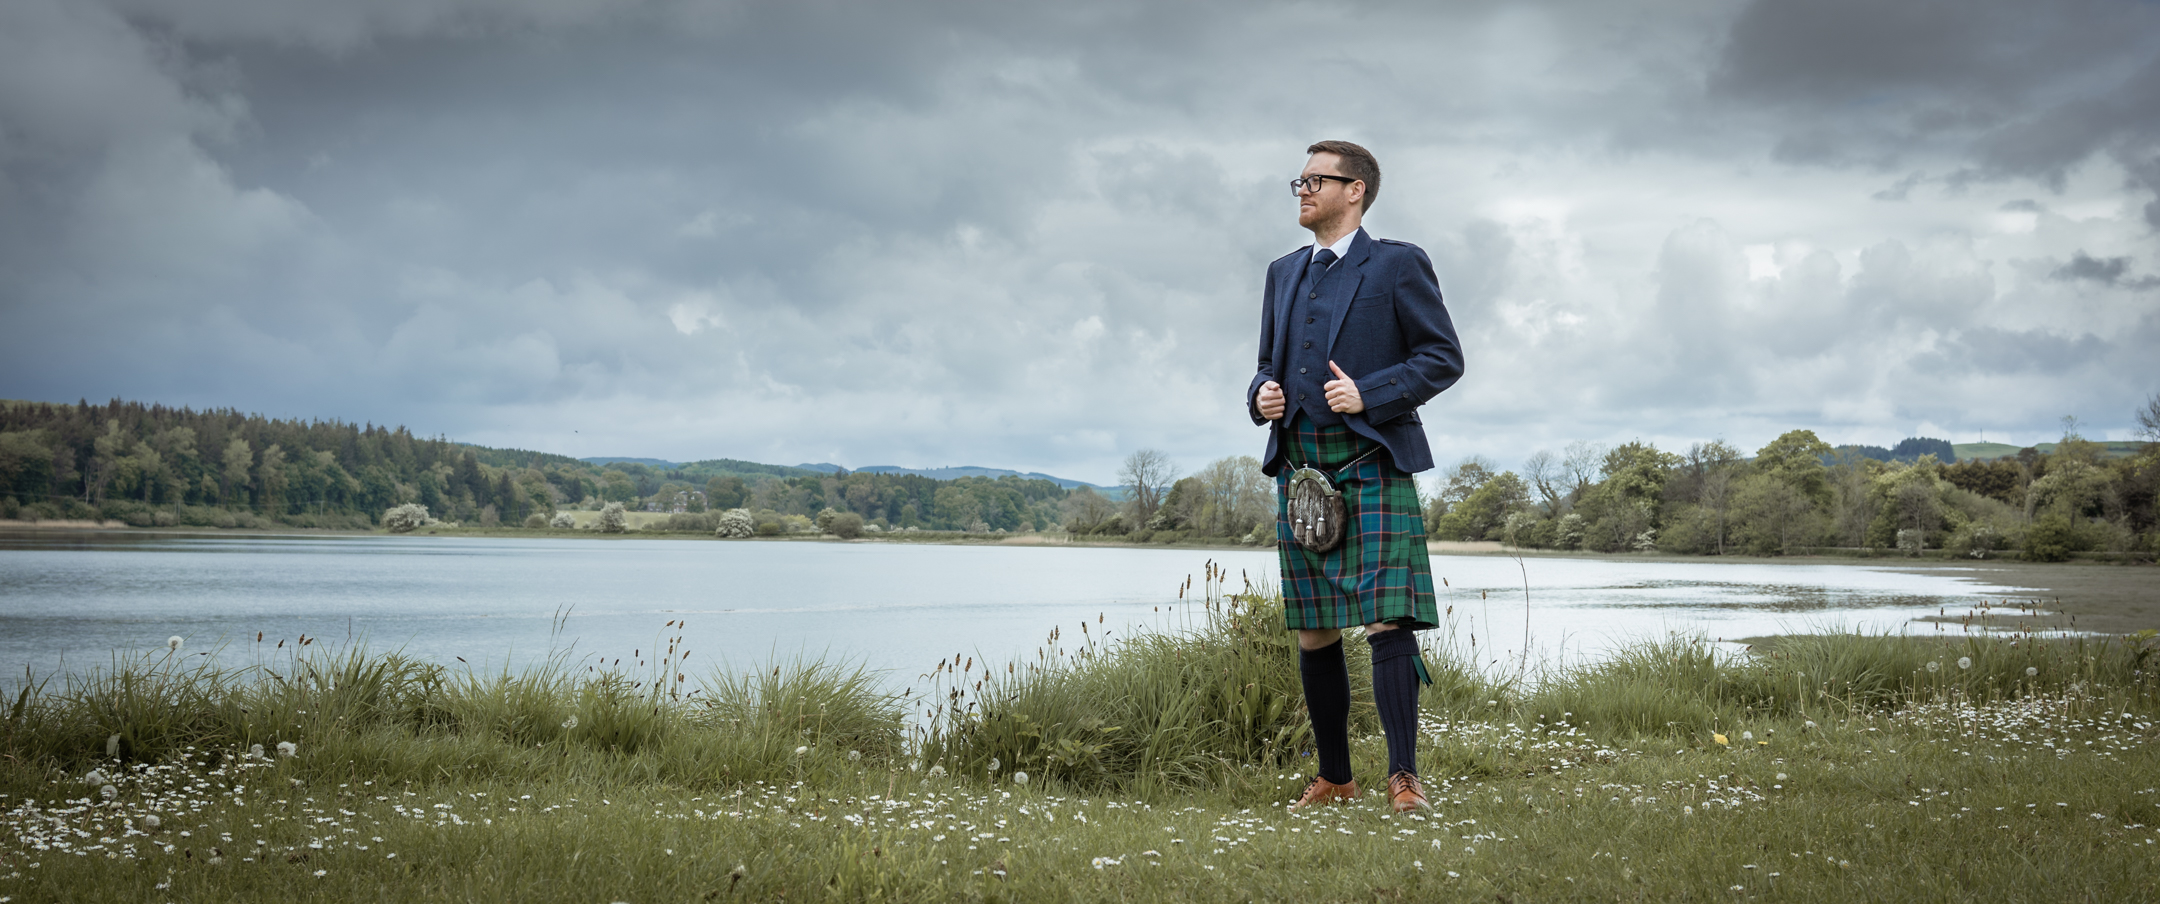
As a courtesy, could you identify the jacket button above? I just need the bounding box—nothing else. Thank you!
[1390,378,1397,384]
[1302,341,1311,349]
[1308,292,1318,299]
[1298,367,1307,374]
[1305,317,1315,324]
[1298,393,1307,401]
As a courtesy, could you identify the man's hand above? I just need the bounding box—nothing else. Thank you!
[1325,361,1364,414]
[1256,381,1287,420]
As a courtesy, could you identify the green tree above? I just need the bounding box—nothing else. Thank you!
[1753,430,1834,504]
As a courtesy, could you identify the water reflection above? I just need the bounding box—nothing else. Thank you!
[0,531,2049,685]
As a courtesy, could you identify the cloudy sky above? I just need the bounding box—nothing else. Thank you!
[3,0,2156,485]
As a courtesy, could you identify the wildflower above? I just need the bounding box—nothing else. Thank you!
[141,815,161,831]
[1927,661,1940,673]
[988,757,1000,773]
[1957,657,1972,670]
[1683,806,1694,816]
[1776,773,1788,781]
[276,741,298,758]
[1803,720,1818,731]
[1012,771,1029,786]
[2026,667,2039,677]
[1740,731,1753,742]
[847,750,862,762]
[1713,734,1728,746]
[314,869,327,878]
[794,746,809,757]
[927,764,947,777]
[167,636,184,652]
[561,716,578,731]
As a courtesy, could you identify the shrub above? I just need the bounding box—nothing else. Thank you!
[715,508,754,538]
[523,513,548,529]
[549,511,576,529]
[827,512,864,539]
[382,503,432,533]
[597,502,628,534]
[755,520,783,537]
[2024,513,2073,562]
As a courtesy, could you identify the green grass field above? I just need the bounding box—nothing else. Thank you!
[5,579,2155,902]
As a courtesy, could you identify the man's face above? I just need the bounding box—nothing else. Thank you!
[1297,152,1362,231]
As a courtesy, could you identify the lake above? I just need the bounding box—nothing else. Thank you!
[0,531,2047,687]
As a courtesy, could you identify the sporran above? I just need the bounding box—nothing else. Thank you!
[1284,445,1381,554]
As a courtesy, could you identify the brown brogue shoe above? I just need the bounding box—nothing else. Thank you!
[1387,771,1429,813]
[1289,775,1359,809]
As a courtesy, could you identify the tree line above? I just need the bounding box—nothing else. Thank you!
[1425,394,2160,561]
[0,399,1080,533]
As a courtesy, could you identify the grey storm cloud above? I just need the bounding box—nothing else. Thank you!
[2,0,2156,485]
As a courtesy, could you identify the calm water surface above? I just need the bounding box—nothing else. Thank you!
[0,531,2045,685]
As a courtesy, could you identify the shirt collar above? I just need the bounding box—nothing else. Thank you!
[1311,228,1358,266]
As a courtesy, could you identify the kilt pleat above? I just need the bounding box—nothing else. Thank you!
[1276,417,1440,631]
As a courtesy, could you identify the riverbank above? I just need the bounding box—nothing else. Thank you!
[4,590,2154,902]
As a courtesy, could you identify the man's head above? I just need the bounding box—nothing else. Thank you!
[1297,140,1380,235]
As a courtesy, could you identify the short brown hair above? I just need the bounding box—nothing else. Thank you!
[1307,140,1380,212]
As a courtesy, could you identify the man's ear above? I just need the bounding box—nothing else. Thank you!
[1347,180,1366,206]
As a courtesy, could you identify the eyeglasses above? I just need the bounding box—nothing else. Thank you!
[1290,174,1359,195]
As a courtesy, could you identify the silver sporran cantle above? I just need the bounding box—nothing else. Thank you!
[1286,466,1348,553]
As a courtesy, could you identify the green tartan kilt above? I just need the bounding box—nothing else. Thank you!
[1276,417,1440,631]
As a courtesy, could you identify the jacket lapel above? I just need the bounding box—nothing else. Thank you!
[1321,228,1372,356]
[1271,250,1305,371]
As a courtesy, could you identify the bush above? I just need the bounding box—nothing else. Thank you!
[827,512,864,539]
[549,511,576,529]
[382,504,432,533]
[755,520,784,537]
[523,513,548,529]
[715,508,754,538]
[597,502,628,534]
[2024,513,2073,562]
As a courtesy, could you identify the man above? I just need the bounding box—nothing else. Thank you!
[1248,140,1463,813]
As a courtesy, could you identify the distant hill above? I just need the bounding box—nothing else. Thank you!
[580,457,822,480]
[587,457,1116,490]
[1954,440,2147,461]
[846,464,1117,493]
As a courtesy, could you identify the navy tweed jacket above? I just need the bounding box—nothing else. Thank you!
[1247,228,1464,476]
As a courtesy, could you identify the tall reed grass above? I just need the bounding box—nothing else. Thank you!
[5,573,2152,796]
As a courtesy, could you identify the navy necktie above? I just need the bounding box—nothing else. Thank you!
[1305,247,1337,294]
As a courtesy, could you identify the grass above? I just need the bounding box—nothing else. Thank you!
[3,578,2156,902]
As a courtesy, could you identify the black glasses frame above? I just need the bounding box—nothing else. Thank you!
[1290,174,1360,195]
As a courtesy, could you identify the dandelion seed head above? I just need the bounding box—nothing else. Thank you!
[561,716,578,730]
[100,784,116,801]
[847,750,862,761]
[1957,657,1972,670]
[1927,661,1940,673]
[167,636,183,652]
[2026,667,2039,677]
[1012,771,1029,785]
[276,741,298,758]
[794,746,809,757]
[248,744,264,759]
[141,815,160,831]
[987,758,1000,773]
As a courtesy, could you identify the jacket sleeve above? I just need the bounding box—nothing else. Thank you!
[1353,245,1463,425]
[1248,264,1280,425]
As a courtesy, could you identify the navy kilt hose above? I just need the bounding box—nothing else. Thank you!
[1275,416,1441,632]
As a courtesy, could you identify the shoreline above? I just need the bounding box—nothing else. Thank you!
[9,524,2152,633]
